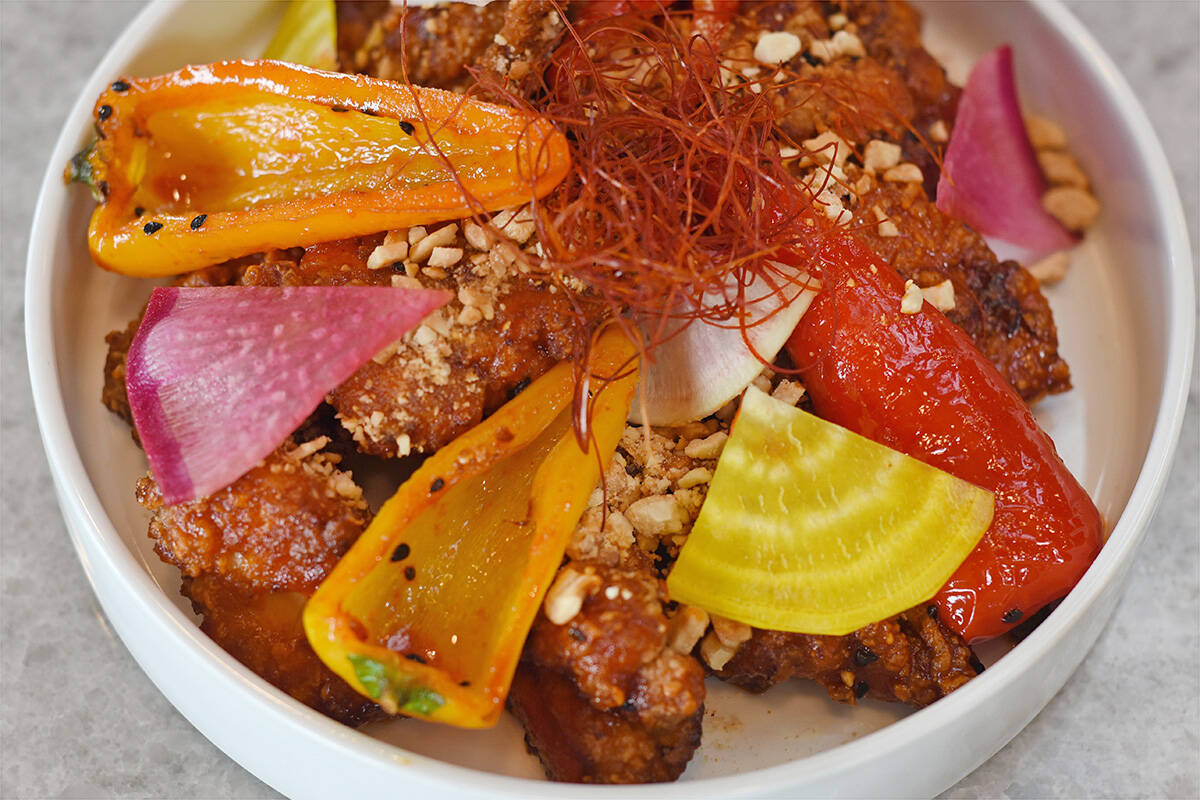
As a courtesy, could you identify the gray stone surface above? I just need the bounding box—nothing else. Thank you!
[1,1,1195,798]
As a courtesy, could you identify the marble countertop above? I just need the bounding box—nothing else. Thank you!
[2,2,1196,798]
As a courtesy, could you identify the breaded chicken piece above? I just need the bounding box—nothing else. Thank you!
[137,438,381,724]
[714,606,981,707]
[182,573,383,726]
[509,560,705,783]
[137,438,368,593]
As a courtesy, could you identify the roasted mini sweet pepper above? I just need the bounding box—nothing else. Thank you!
[70,59,570,277]
[303,327,639,727]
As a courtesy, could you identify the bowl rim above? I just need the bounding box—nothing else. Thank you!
[24,0,1195,796]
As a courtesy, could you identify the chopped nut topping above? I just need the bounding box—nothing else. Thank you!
[803,131,850,168]
[684,431,728,460]
[410,223,458,263]
[625,495,688,537]
[711,614,752,648]
[862,139,902,173]
[366,230,409,269]
[544,566,601,625]
[920,279,956,312]
[677,467,713,489]
[1028,251,1071,286]
[928,120,949,143]
[1043,186,1100,231]
[754,31,802,65]
[1038,150,1089,189]
[771,379,806,406]
[667,605,710,654]
[427,246,463,270]
[900,279,924,314]
[1025,113,1068,150]
[700,630,738,670]
[882,163,924,183]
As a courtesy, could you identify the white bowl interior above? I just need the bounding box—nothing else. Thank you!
[27,0,1192,796]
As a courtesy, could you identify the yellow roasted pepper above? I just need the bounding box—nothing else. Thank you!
[70,59,570,277]
[303,326,639,727]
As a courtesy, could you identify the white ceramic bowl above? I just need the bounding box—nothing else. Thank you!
[26,1,1194,797]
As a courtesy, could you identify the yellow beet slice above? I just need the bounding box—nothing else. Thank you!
[263,0,337,70]
[666,386,994,636]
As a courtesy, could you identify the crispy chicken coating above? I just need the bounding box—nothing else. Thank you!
[137,437,380,723]
[714,606,981,707]
[510,560,705,783]
[137,438,369,594]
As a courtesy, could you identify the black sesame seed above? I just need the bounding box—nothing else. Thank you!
[430,477,445,493]
[111,80,130,92]
[330,105,348,113]
[568,626,586,642]
[926,603,938,619]
[143,221,162,235]
[189,214,207,230]
[507,377,530,401]
[398,120,415,135]
[390,543,411,562]
[362,107,378,117]
[1002,608,1024,624]
[404,566,416,581]
[459,680,471,687]
[854,646,878,666]
[854,680,870,699]
[97,104,113,121]
[97,180,109,198]
[405,653,426,664]
[134,206,145,217]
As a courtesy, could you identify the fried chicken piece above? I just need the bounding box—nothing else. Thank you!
[182,573,383,726]
[856,179,1071,401]
[137,438,369,594]
[509,560,705,783]
[138,438,381,724]
[714,606,980,707]
[337,1,507,90]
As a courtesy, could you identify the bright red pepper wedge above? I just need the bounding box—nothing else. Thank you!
[783,231,1103,643]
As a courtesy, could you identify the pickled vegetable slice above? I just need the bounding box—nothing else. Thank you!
[263,0,337,70]
[304,327,640,727]
[666,386,994,636]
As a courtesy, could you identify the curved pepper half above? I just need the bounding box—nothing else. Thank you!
[303,327,639,727]
[74,59,570,277]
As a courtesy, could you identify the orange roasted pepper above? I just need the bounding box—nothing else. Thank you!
[72,59,570,277]
[303,327,639,727]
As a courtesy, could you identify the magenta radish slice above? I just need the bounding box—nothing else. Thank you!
[935,45,1077,259]
[126,286,451,505]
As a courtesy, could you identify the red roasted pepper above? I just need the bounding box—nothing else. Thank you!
[783,231,1103,643]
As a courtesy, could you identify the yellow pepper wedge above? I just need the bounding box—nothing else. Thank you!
[303,327,639,727]
[75,59,570,277]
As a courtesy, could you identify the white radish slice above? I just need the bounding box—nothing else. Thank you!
[630,270,818,426]
[126,285,451,505]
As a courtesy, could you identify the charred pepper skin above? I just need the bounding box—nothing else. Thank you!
[785,231,1103,643]
[77,59,570,277]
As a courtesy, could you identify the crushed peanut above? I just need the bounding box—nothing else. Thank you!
[1028,250,1071,286]
[920,279,956,312]
[685,431,728,460]
[410,223,458,263]
[366,230,409,269]
[754,31,802,65]
[862,140,902,173]
[900,279,924,314]
[1024,113,1068,150]
[543,565,602,625]
[882,163,924,183]
[1043,186,1100,231]
[667,605,710,654]
[710,614,752,648]
[700,630,738,671]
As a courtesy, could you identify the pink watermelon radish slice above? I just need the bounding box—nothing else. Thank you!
[126,286,451,504]
[936,45,1077,259]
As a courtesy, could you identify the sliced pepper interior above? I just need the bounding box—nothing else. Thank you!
[81,59,570,276]
[303,327,639,727]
